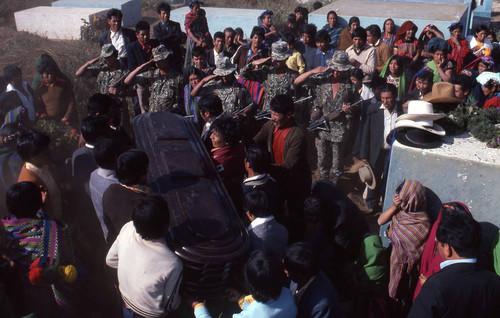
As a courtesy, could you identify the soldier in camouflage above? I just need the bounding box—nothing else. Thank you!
[295,50,360,181]
[239,41,299,110]
[124,45,183,112]
[75,43,132,130]
[190,57,255,117]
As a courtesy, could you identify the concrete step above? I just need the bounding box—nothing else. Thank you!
[14,6,108,40]
[52,0,141,27]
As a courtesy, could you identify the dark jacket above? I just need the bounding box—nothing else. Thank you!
[102,183,146,243]
[232,44,269,72]
[290,270,345,318]
[98,27,137,48]
[409,263,500,318]
[126,40,160,71]
[152,20,182,46]
[248,218,288,258]
[253,121,310,194]
[357,101,402,172]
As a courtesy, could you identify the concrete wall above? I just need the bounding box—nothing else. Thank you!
[170,6,263,39]
[52,0,141,27]
[310,0,470,37]
[15,6,108,40]
[381,134,500,246]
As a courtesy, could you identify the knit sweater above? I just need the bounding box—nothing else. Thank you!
[346,45,377,83]
[106,221,183,318]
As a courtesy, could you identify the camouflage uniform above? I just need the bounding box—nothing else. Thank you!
[306,73,359,179]
[86,64,132,132]
[136,68,183,112]
[200,79,254,114]
[239,64,298,110]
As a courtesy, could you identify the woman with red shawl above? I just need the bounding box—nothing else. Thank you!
[377,179,431,313]
[413,202,472,299]
[447,23,471,73]
[393,21,421,68]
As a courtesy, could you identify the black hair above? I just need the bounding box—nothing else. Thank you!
[244,250,282,303]
[327,10,337,21]
[382,18,394,33]
[210,115,241,146]
[270,94,294,115]
[198,94,223,116]
[81,115,109,145]
[436,206,481,258]
[349,16,360,27]
[243,189,270,218]
[352,26,367,41]
[213,31,224,41]
[6,182,43,218]
[250,26,265,40]
[313,2,323,10]
[488,30,498,42]
[303,195,325,223]
[380,83,397,96]
[284,32,296,45]
[235,28,244,38]
[287,13,296,25]
[87,93,113,116]
[224,27,235,35]
[157,2,171,14]
[189,0,201,9]
[187,67,204,79]
[283,242,319,279]
[475,24,489,36]
[107,8,123,20]
[366,24,382,39]
[135,20,150,34]
[132,195,170,240]
[93,138,125,170]
[38,61,57,76]
[191,46,206,58]
[3,65,21,83]
[449,23,463,33]
[302,24,317,37]
[245,144,270,174]
[451,74,472,94]
[349,68,364,81]
[316,29,330,43]
[370,75,386,89]
[17,130,50,162]
[116,149,149,185]
[416,70,433,83]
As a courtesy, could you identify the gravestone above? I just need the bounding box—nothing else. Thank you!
[15,6,108,40]
[52,0,141,27]
[381,133,500,246]
[170,6,263,39]
[309,0,469,37]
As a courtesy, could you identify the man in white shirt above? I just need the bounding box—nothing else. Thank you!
[208,32,226,67]
[106,195,183,318]
[198,94,223,151]
[357,83,401,211]
[98,9,137,68]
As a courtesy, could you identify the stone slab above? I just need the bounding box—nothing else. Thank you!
[15,6,108,40]
[380,133,500,245]
[52,0,141,27]
[170,6,263,39]
[309,0,469,37]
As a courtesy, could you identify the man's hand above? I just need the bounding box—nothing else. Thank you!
[342,104,352,113]
[252,57,271,67]
[311,66,329,74]
[108,87,118,95]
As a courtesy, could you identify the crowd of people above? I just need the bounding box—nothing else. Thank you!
[0,0,500,317]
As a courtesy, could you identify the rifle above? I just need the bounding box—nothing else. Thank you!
[231,103,255,116]
[255,109,271,121]
[110,70,130,88]
[307,99,363,132]
[293,95,313,104]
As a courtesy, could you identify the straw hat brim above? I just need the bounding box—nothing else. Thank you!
[213,67,237,76]
[395,119,446,136]
[422,92,461,104]
[396,113,446,122]
[358,163,376,190]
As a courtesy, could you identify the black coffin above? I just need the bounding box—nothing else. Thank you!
[133,112,249,294]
